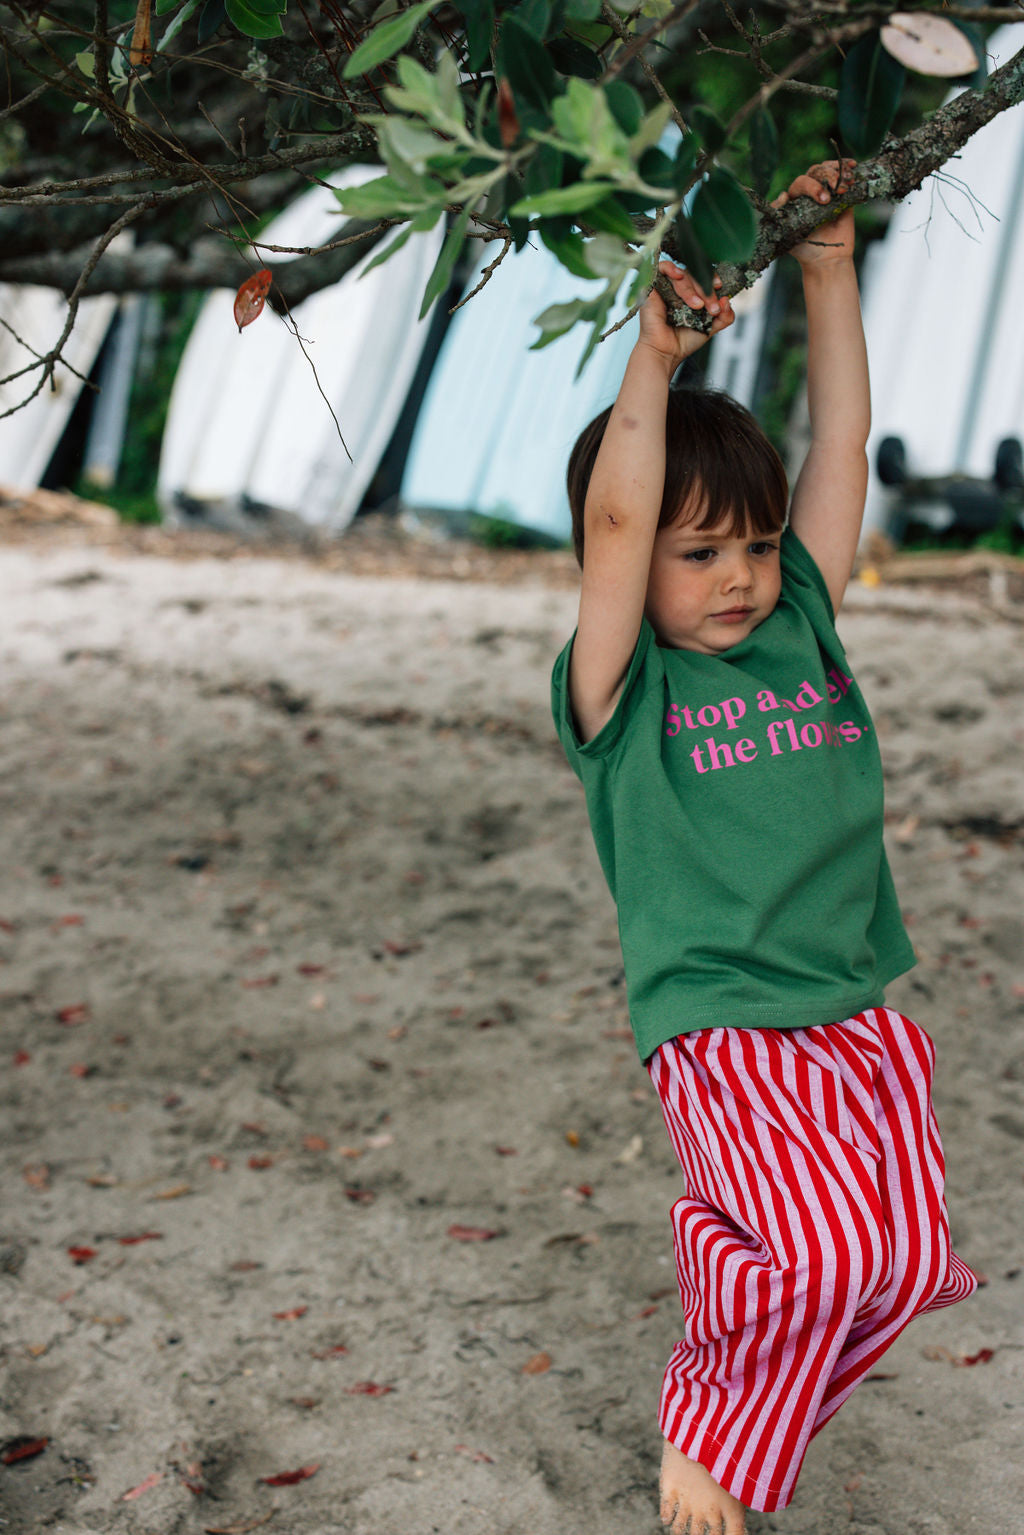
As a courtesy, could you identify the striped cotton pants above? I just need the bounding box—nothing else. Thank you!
[646,1008,977,1513]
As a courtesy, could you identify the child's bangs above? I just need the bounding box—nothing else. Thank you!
[661,388,789,538]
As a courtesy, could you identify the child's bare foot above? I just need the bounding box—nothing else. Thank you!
[660,1439,747,1535]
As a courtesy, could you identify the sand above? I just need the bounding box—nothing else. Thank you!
[1,525,1022,1535]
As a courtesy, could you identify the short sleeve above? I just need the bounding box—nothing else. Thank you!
[551,618,661,770]
[781,527,836,626]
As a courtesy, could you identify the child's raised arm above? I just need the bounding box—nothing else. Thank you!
[781,160,870,616]
[569,266,734,743]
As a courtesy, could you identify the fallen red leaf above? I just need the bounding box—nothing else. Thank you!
[12,1050,30,1067]
[454,1444,494,1463]
[259,1463,320,1486]
[297,963,325,976]
[248,1155,274,1170]
[118,1232,163,1246]
[311,1344,348,1359]
[208,1154,230,1171]
[67,1246,97,1265]
[344,1382,393,1396]
[58,914,84,926]
[522,1351,552,1375]
[958,1348,995,1366]
[56,1004,90,1026]
[344,1186,374,1203]
[241,974,278,989]
[69,1062,94,1078]
[273,1306,308,1321]
[241,1122,268,1136]
[230,1260,262,1272]
[447,1224,501,1242]
[494,1145,517,1156]
[0,917,15,933]
[121,1470,164,1500]
[1,1436,48,1465]
[303,1134,329,1152]
[233,269,272,332]
[204,1513,279,1534]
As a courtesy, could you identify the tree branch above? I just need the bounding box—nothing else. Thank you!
[663,38,1024,326]
[0,217,393,306]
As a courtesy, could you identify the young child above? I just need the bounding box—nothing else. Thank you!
[551,162,977,1532]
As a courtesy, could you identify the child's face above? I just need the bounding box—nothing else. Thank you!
[644,508,782,653]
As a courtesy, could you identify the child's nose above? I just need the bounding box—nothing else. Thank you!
[723,554,753,588]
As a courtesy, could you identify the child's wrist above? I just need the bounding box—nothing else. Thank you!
[634,339,682,379]
[798,252,857,281]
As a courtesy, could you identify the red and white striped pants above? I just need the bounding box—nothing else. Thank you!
[646,1008,977,1513]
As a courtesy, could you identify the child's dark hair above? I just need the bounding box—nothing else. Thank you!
[566,385,789,567]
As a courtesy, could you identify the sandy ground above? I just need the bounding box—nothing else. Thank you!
[1,525,1023,1535]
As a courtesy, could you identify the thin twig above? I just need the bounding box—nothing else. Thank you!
[449,233,513,312]
[0,199,150,416]
[600,2,689,135]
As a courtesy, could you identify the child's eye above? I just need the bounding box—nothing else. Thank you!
[749,541,778,556]
[684,548,716,563]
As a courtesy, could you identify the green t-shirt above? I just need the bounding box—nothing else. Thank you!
[551,529,915,1061]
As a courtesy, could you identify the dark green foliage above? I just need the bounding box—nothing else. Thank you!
[497,16,559,108]
[838,33,906,156]
[671,212,715,291]
[691,167,757,263]
[750,107,779,199]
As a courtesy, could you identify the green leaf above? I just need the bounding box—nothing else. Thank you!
[509,215,533,252]
[159,0,203,47]
[225,0,284,38]
[691,168,756,263]
[546,36,602,78]
[564,0,600,16]
[574,290,614,377]
[521,141,564,197]
[498,15,559,108]
[529,298,588,349]
[749,107,778,199]
[627,249,656,305]
[582,232,630,279]
[584,194,638,241]
[838,32,905,157]
[690,105,727,154]
[515,0,551,38]
[333,172,438,217]
[384,52,466,135]
[539,224,594,279]
[638,146,676,197]
[670,211,714,291]
[419,206,471,318]
[75,49,95,78]
[374,115,461,173]
[629,100,673,158]
[672,133,698,192]
[343,0,435,78]
[198,0,227,45]
[156,0,183,14]
[510,180,617,216]
[604,80,644,138]
[359,208,440,277]
[462,0,494,70]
